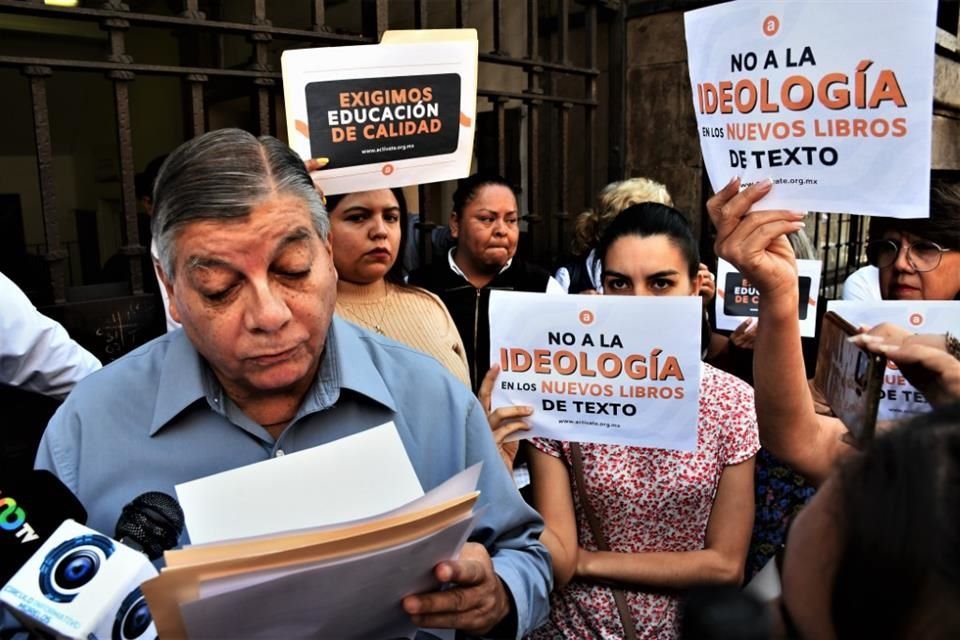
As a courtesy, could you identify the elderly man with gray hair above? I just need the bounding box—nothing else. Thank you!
[35,128,552,638]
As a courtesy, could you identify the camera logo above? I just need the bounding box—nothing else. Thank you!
[113,587,156,640]
[38,534,115,603]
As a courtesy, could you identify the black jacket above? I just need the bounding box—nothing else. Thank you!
[410,258,552,392]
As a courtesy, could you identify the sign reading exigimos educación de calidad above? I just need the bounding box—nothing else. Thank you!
[282,29,478,195]
[684,0,938,218]
[489,292,702,450]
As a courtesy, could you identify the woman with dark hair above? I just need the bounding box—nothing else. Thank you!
[326,188,470,387]
[410,174,561,392]
[527,203,760,639]
[776,402,960,639]
[555,177,675,294]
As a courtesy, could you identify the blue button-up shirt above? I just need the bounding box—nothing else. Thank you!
[36,317,551,637]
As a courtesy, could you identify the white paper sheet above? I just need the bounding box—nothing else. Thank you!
[489,291,702,450]
[192,465,482,598]
[176,422,424,544]
[685,0,938,218]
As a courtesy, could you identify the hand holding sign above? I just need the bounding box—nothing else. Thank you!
[730,318,758,350]
[697,263,716,301]
[304,157,329,200]
[852,330,960,408]
[478,365,532,471]
[827,301,960,420]
[707,177,806,304]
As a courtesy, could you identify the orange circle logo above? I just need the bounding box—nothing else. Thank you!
[381,164,395,176]
[579,310,595,325]
[909,313,924,327]
[762,15,780,36]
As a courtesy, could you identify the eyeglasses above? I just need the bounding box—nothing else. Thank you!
[865,239,952,272]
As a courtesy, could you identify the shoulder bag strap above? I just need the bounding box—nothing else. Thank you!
[569,442,640,640]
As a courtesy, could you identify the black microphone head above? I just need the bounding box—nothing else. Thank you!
[114,492,185,561]
[0,469,86,584]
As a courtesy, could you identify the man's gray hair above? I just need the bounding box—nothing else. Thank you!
[152,128,329,278]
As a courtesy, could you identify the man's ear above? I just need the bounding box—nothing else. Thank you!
[321,236,338,282]
[449,212,460,239]
[154,260,181,324]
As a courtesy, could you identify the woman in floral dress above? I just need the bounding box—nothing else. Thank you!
[528,203,760,639]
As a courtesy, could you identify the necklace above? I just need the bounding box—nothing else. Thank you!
[372,291,388,335]
[365,281,390,335]
[339,280,390,335]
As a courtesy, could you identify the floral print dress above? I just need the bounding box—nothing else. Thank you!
[529,364,760,639]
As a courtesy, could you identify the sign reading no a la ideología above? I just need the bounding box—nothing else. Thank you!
[489,291,702,450]
[684,1,937,218]
[282,30,478,195]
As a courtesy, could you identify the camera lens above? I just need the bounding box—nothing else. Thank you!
[40,534,114,603]
[121,598,152,639]
[54,549,101,589]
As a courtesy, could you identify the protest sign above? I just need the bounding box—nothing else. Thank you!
[714,257,821,337]
[684,0,937,218]
[282,29,478,195]
[827,300,960,420]
[489,291,702,450]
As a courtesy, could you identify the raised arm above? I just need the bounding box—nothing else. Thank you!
[706,178,846,486]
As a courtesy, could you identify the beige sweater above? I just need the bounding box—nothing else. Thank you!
[335,280,471,387]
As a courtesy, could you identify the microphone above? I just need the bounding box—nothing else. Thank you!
[115,491,185,561]
[0,470,87,585]
[1,492,185,640]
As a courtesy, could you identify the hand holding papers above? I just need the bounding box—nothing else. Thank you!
[142,423,484,639]
[402,542,511,635]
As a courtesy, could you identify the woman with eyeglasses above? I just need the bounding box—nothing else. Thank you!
[844,178,960,301]
[707,177,960,485]
[708,179,960,639]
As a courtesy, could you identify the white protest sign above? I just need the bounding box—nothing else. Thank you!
[282,29,478,195]
[489,291,702,450]
[684,0,937,218]
[715,257,822,337]
[827,300,960,421]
